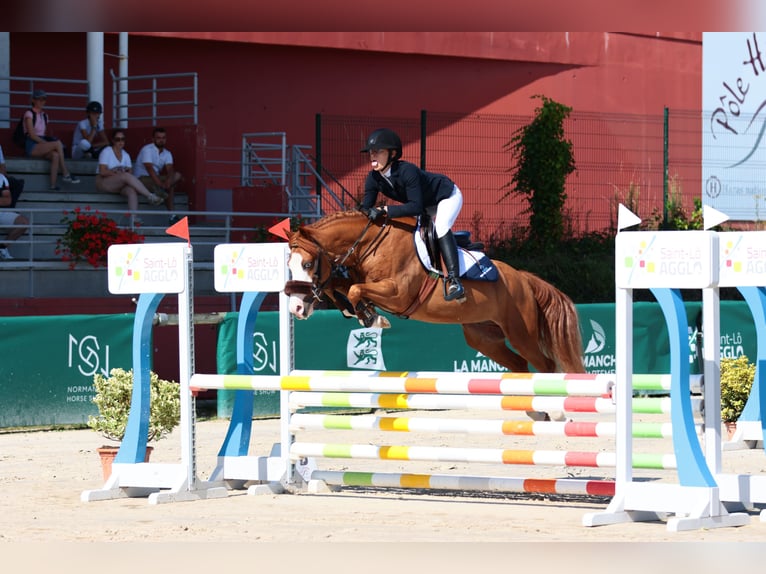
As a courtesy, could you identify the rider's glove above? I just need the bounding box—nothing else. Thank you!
[368,206,386,222]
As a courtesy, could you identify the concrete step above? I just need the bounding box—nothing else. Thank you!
[0,262,217,299]
[6,157,98,175]
[2,156,242,298]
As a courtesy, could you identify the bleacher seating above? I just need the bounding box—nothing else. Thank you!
[2,156,228,298]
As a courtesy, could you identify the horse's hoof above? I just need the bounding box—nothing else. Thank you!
[525,410,550,422]
[376,316,391,329]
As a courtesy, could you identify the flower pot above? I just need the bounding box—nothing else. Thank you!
[97,445,153,481]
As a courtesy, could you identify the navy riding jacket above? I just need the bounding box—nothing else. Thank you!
[361,160,455,219]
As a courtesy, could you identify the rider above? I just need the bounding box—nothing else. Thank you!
[360,128,465,302]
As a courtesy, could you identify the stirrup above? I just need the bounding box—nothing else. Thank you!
[443,276,465,302]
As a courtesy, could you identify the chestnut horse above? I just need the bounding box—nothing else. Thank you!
[285,210,584,377]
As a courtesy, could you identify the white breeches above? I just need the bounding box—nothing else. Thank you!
[426,184,463,238]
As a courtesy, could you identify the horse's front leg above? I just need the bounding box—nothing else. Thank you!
[348,280,400,329]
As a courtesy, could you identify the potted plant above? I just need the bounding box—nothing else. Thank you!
[88,368,181,479]
[56,206,144,269]
[720,355,756,440]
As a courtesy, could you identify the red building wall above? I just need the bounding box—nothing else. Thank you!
[8,32,701,153]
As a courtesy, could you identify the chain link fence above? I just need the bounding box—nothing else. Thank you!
[317,109,703,241]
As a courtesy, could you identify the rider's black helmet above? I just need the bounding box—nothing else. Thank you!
[86,101,103,114]
[360,128,403,159]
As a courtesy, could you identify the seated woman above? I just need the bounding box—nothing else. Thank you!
[24,89,80,191]
[95,129,163,216]
[72,100,110,160]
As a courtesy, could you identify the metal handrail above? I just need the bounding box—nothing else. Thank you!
[293,146,357,212]
[110,70,198,127]
[0,75,90,127]
[2,206,292,263]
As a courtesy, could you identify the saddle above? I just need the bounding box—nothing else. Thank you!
[420,213,485,263]
[416,215,498,282]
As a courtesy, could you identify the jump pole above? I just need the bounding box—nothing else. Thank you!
[81,242,227,504]
[582,207,749,531]
[189,239,712,505]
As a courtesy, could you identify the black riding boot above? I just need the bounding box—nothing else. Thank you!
[438,231,465,302]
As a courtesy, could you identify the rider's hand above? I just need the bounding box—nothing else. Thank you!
[368,206,386,222]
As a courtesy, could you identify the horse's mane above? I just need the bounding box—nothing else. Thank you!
[289,209,418,250]
[307,210,366,230]
[288,210,365,249]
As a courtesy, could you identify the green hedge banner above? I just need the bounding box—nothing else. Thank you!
[0,314,134,428]
[0,301,759,427]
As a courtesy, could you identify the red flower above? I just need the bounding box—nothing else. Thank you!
[56,208,145,269]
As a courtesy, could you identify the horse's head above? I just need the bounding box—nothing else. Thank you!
[283,211,370,320]
[284,233,325,320]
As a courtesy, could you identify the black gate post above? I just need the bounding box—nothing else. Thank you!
[420,109,427,170]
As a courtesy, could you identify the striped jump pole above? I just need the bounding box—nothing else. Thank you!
[191,370,615,396]
[288,391,702,416]
[289,413,678,439]
[289,442,677,470]
[310,470,616,498]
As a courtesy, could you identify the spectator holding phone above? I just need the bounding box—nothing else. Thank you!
[72,101,109,160]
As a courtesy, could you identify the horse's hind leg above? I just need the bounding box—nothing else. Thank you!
[461,323,529,372]
[461,323,565,422]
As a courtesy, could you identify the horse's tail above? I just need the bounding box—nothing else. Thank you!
[521,271,585,373]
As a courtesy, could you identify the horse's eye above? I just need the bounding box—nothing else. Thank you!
[303,261,313,270]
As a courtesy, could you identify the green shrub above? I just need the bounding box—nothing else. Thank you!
[720,356,755,423]
[88,368,180,442]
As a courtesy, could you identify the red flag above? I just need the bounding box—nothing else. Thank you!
[268,218,292,241]
[166,216,190,245]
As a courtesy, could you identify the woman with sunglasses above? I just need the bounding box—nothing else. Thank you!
[95,129,163,213]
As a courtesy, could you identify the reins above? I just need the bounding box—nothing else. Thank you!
[285,217,389,302]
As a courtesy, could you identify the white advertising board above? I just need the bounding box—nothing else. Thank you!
[213,243,289,293]
[615,231,718,289]
[107,243,187,294]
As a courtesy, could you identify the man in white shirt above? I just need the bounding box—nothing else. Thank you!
[133,127,184,224]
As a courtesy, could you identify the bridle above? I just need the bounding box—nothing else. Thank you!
[284,218,388,304]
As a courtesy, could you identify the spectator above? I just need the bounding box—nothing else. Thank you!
[133,127,184,224]
[0,143,26,205]
[72,101,109,160]
[23,89,80,191]
[0,146,29,260]
[95,129,163,216]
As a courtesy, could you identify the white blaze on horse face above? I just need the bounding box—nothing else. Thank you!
[287,251,314,319]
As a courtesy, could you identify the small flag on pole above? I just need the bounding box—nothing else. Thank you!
[166,216,190,245]
[268,218,292,241]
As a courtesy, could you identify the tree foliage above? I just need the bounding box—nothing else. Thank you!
[502,95,575,249]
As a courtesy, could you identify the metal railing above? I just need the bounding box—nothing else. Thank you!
[290,145,355,216]
[241,132,286,187]
[0,75,90,128]
[110,70,198,127]
[0,206,292,298]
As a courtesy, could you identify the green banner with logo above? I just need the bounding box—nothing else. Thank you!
[0,314,135,428]
[1,299,758,427]
[578,302,704,375]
